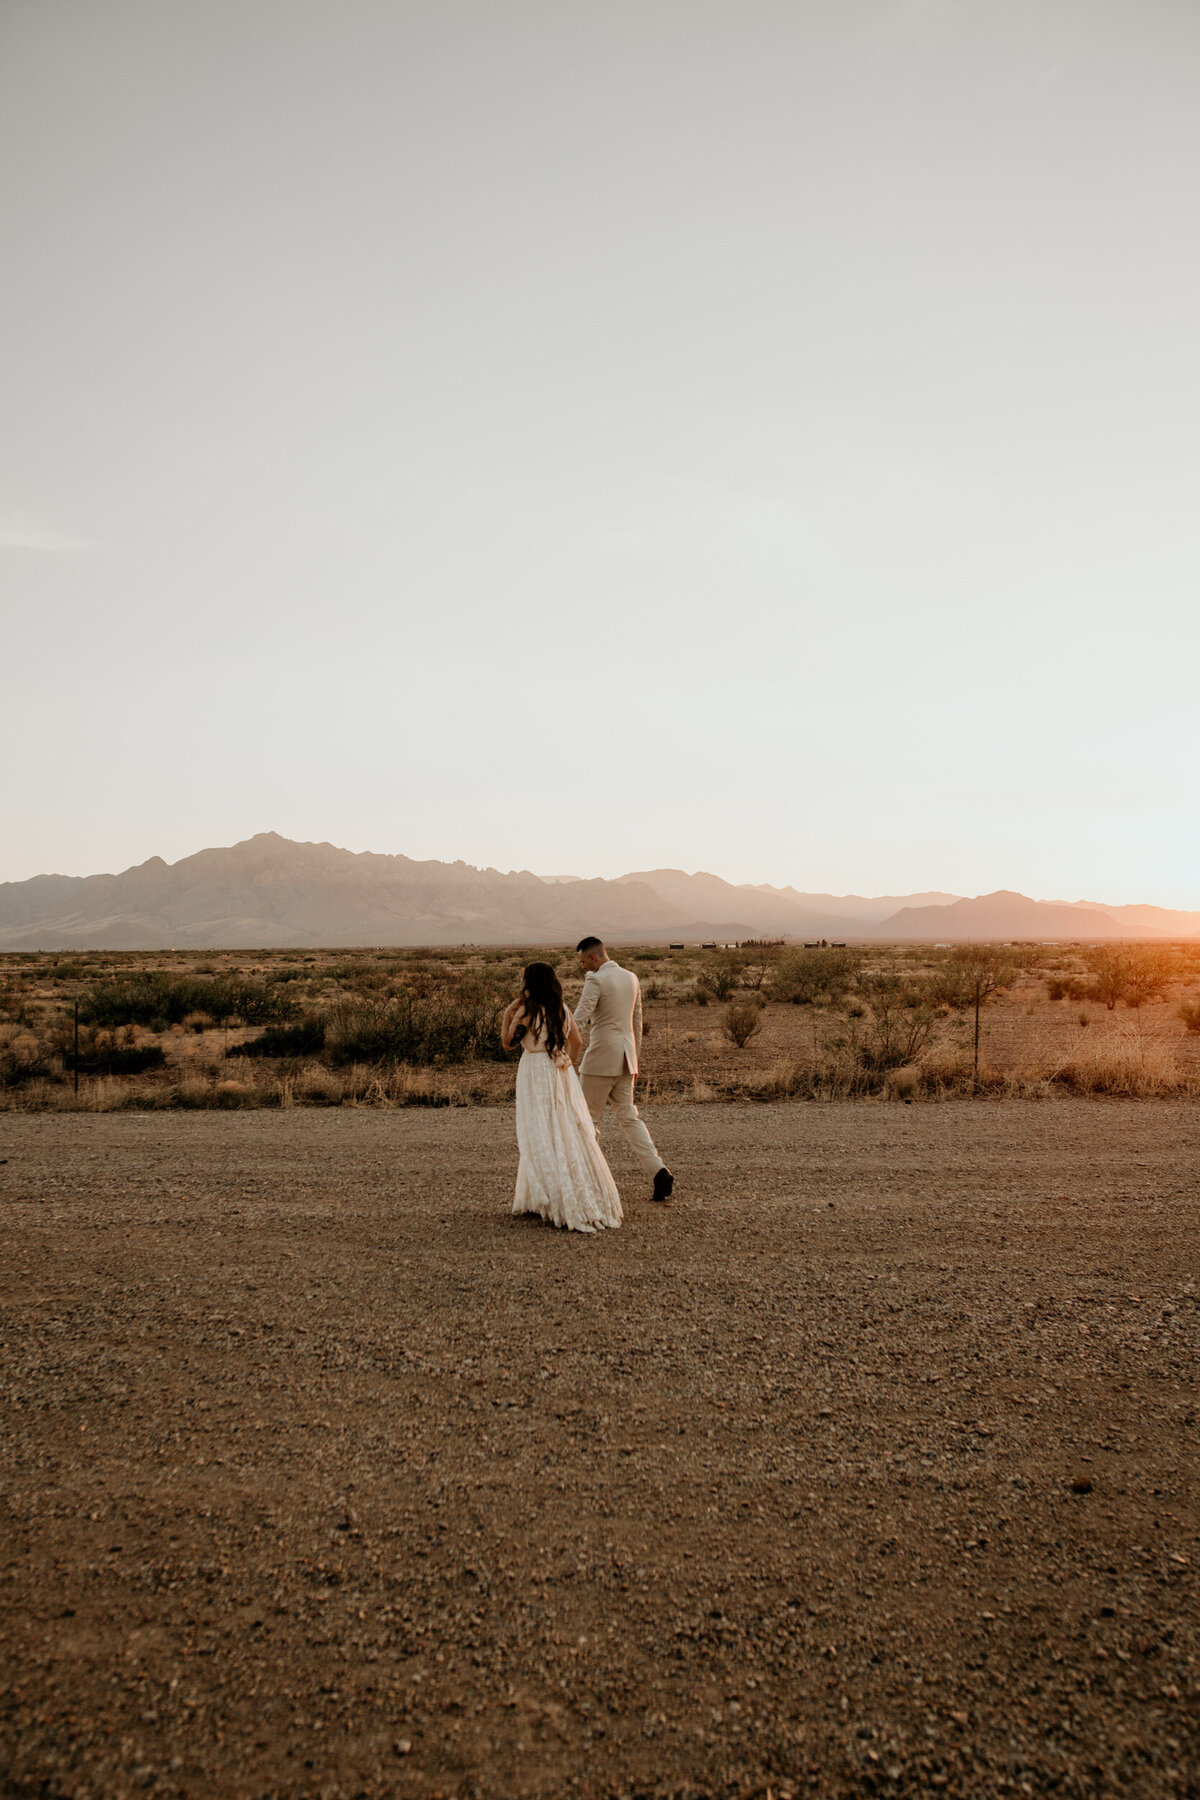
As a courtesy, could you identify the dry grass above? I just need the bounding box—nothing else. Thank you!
[1051,1030,1189,1097]
[6,1060,498,1114]
[907,1031,1196,1100]
[10,1039,1198,1111]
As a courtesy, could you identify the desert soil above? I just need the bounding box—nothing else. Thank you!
[1,1101,1197,1800]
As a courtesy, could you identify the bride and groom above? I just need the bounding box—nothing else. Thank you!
[502,936,675,1234]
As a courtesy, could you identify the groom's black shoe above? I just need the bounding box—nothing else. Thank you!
[652,1167,675,1203]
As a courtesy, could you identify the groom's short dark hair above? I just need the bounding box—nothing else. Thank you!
[576,935,604,954]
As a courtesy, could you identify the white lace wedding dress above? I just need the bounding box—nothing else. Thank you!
[513,1013,623,1234]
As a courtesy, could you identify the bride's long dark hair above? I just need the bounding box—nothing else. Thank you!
[519,962,568,1056]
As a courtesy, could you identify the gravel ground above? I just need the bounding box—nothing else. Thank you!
[1,1100,1197,1800]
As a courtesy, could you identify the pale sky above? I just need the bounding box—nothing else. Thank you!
[3,0,1199,905]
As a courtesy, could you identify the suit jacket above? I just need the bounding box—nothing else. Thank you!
[574,959,643,1077]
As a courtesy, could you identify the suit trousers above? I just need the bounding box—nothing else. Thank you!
[579,1070,664,1178]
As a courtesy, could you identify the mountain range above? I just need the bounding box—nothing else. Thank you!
[0,834,1196,949]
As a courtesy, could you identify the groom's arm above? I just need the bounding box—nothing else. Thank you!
[632,981,643,1065]
[574,971,601,1031]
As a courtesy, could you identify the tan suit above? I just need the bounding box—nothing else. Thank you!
[575,959,664,1178]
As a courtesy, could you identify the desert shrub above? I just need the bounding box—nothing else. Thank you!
[0,1025,56,1087]
[294,1064,345,1105]
[769,948,860,1007]
[927,948,1019,1012]
[1178,995,1200,1035]
[1045,976,1088,1002]
[925,964,976,1010]
[1120,947,1177,1008]
[172,1077,220,1109]
[735,944,783,991]
[323,976,504,1067]
[1084,944,1175,1012]
[696,953,744,1002]
[852,972,938,1071]
[1085,949,1130,1011]
[884,1065,920,1101]
[207,977,294,1025]
[228,1016,328,1059]
[914,1051,976,1096]
[336,961,393,993]
[213,1079,258,1108]
[722,998,765,1049]
[0,980,33,1025]
[64,1044,166,1077]
[80,973,296,1029]
[48,1018,166,1079]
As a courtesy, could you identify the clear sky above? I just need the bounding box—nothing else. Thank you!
[3,0,1198,904]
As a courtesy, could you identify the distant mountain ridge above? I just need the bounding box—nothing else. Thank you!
[880,890,1128,941]
[0,834,1196,948]
[743,885,962,922]
[1058,899,1200,935]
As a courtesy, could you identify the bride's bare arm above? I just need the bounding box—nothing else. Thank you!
[501,1001,525,1051]
[566,1014,583,1061]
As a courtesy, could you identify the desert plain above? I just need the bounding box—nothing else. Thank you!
[2,1097,1197,1800]
[3,941,1200,1113]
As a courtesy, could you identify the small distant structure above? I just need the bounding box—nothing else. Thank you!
[701,941,717,949]
[669,943,684,950]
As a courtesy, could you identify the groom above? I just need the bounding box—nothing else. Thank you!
[574,937,674,1202]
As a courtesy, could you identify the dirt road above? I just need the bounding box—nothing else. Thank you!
[2,1101,1197,1798]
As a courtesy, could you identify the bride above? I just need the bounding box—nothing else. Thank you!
[502,962,623,1234]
